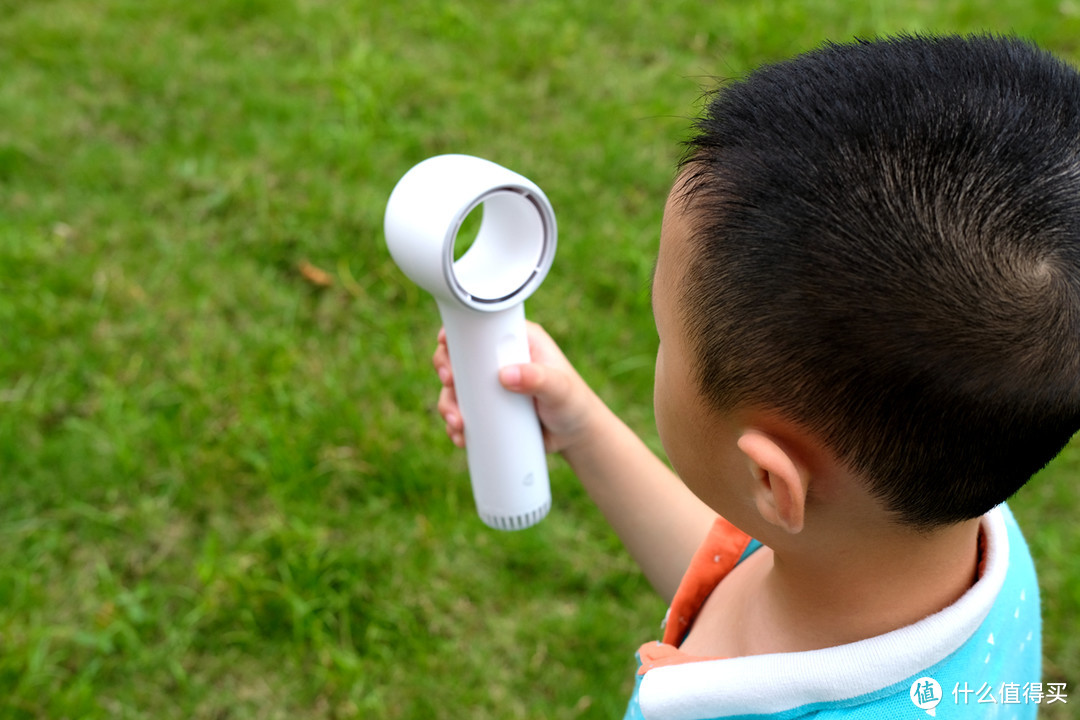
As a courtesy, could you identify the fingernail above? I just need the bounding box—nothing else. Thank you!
[501,365,522,386]
[438,367,450,384]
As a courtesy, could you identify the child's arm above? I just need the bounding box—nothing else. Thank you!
[433,321,717,603]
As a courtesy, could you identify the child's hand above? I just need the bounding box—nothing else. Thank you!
[433,321,600,454]
[436,321,713,600]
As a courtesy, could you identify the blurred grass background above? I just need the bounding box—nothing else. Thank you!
[0,1,1077,718]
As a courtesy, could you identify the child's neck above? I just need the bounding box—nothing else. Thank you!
[680,516,982,658]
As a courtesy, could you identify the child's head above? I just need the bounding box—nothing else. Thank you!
[665,34,1080,530]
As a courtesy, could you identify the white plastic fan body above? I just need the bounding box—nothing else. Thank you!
[384,154,556,530]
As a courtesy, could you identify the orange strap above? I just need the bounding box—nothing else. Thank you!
[663,516,754,647]
[636,516,753,675]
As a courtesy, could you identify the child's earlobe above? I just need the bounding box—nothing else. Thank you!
[737,430,809,534]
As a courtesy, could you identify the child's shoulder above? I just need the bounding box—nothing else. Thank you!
[631,506,1042,719]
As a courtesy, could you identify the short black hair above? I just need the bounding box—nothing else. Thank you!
[678,34,1080,528]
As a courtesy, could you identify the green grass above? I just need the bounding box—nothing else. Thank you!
[0,1,1077,718]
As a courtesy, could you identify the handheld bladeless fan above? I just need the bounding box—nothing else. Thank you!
[383,154,556,530]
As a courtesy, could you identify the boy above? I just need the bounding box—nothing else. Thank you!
[434,35,1080,718]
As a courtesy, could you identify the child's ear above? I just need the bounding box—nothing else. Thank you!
[737,430,809,534]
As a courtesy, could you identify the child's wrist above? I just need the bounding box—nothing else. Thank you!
[559,391,617,462]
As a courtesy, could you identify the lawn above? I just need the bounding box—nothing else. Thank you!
[0,1,1077,718]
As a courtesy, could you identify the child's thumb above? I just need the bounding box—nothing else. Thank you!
[499,363,567,404]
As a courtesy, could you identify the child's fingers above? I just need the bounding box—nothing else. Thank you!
[432,333,454,388]
[433,328,465,446]
[437,385,465,447]
[437,384,460,424]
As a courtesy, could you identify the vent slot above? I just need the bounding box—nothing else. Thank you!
[480,500,551,531]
